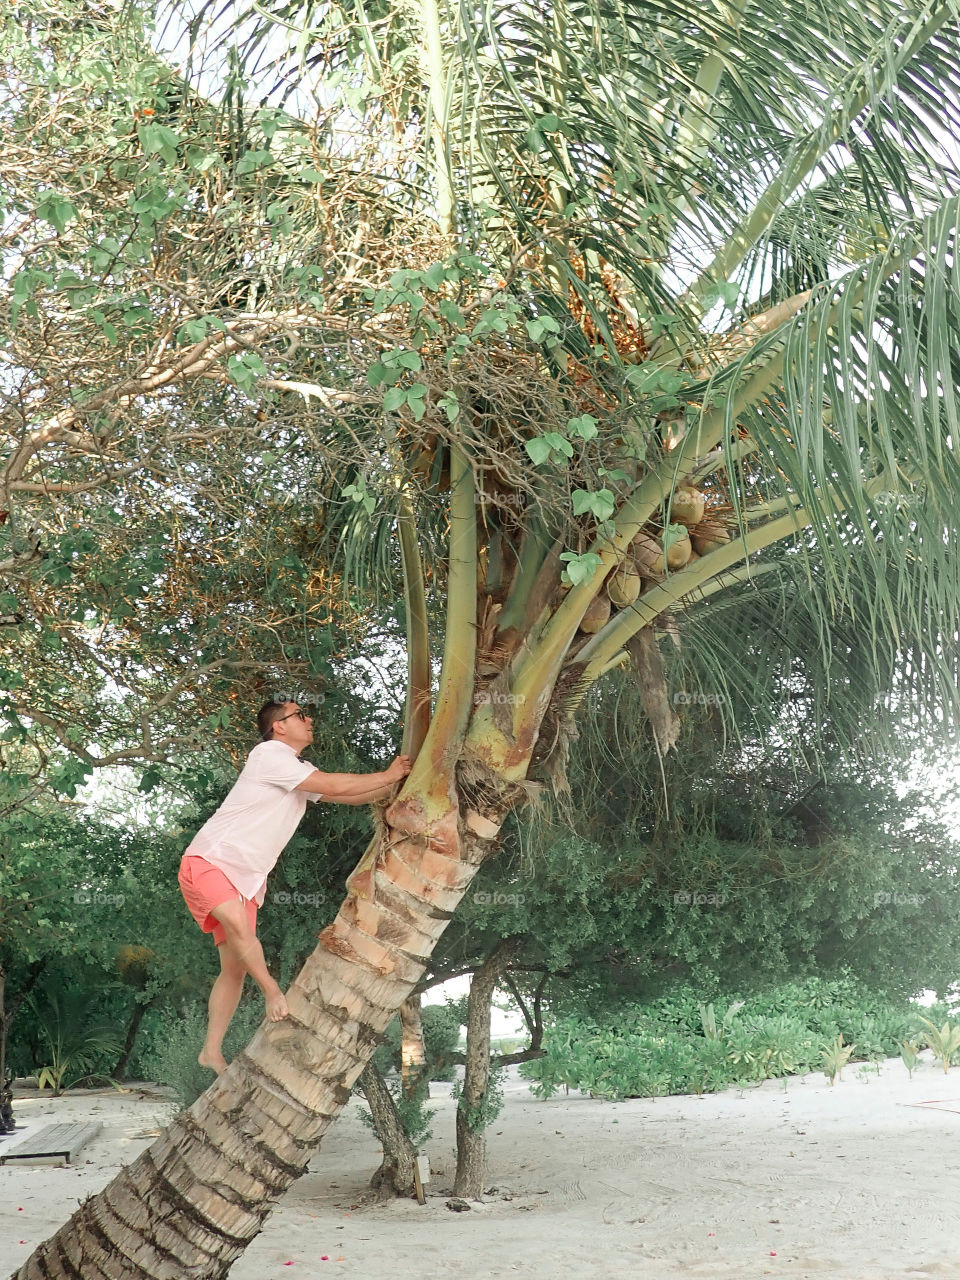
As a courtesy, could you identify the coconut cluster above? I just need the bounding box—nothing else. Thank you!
[577,486,732,634]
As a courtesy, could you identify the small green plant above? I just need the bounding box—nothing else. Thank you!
[141,1000,264,1110]
[698,1000,744,1041]
[821,1034,855,1085]
[452,1064,506,1133]
[31,991,125,1097]
[899,1040,921,1078]
[359,1070,436,1149]
[917,1017,960,1074]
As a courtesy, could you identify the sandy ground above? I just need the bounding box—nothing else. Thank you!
[2,1056,960,1280]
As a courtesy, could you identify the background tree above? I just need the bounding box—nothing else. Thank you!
[374,684,960,1198]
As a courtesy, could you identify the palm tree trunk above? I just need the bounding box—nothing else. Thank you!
[11,806,506,1279]
[399,992,428,1099]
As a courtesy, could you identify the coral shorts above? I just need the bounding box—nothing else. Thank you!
[178,852,257,947]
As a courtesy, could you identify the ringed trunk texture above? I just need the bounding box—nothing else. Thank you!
[11,797,505,1280]
[399,992,428,1099]
[453,939,521,1200]
[358,1062,417,1198]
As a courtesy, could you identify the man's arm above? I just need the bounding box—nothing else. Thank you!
[334,782,398,806]
[295,755,411,803]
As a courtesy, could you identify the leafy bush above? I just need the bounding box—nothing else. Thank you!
[358,1071,436,1149]
[520,975,927,1101]
[29,989,125,1095]
[141,999,265,1110]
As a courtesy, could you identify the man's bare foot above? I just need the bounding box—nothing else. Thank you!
[265,987,289,1022]
[198,1050,228,1074]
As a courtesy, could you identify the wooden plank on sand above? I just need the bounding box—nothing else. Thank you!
[0,1121,103,1166]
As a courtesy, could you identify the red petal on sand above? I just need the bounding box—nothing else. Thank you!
[769,1251,777,1256]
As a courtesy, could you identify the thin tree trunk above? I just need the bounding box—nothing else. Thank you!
[0,958,46,1103]
[0,967,8,1134]
[0,968,6,1100]
[110,996,155,1082]
[453,938,522,1200]
[358,1062,417,1198]
[399,992,428,1099]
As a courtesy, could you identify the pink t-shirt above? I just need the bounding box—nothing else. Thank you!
[186,740,321,905]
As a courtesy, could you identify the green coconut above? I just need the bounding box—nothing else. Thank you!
[664,527,692,569]
[691,518,731,556]
[606,564,642,607]
[670,487,706,528]
[579,593,612,634]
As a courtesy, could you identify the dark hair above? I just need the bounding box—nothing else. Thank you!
[257,699,290,742]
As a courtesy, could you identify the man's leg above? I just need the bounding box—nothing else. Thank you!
[208,896,289,1025]
[199,944,247,1075]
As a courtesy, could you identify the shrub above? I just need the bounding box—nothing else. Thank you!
[141,1000,265,1110]
[29,989,125,1095]
[358,1071,436,1149]
[520,976,924,1101]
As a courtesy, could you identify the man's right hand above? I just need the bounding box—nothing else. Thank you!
[385,754,412,783]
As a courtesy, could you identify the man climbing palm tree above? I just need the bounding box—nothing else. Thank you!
[178,698,411,1073]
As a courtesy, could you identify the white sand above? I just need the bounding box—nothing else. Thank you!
[3,1056,959,1279]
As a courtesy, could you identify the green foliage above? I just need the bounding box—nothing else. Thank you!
[520,977,926,1101]
[476,764,960,1024]
[141,1000,265,1111]
[900,1040,921,1078]
[452,1063,506,1133]
[699,1000,744,1040]
[30,988,125,1095]
[358,1073,436,1151]
[821,1035,856,1085]
[917,1017,960,1073]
